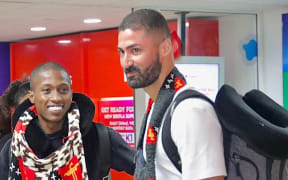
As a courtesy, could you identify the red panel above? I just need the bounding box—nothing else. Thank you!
[83,29,133,100]
[10,34,84,92]
[186,19,219,56]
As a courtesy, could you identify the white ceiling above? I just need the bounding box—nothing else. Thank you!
[0,0,288,42]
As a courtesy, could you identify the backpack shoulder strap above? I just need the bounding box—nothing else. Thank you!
[94,123,111,179]
[162,89,214,173]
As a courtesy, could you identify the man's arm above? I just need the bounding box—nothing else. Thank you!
[108,127,136,175]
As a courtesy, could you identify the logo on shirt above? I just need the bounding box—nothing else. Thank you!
[146,125,157,144]
[174,77,185,91]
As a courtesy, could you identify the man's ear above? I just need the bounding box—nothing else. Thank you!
[159,38,172,57]
[28,90,35,104]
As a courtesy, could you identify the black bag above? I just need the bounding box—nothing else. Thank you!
[162,85,288,180]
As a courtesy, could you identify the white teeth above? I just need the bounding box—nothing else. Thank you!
[48,106,62,111]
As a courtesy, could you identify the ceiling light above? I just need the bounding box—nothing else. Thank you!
[82,38,91,42]
[83,18,102,24]
[30,27,46,31]
[58,40,71,44]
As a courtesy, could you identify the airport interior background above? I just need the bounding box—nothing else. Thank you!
[0,2,288,179]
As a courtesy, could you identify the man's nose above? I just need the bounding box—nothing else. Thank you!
[50,90,61,101]
[122,53,133,68]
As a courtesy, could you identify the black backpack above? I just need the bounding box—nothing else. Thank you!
[162,85,288,180]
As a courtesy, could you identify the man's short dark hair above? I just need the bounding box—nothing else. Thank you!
[2,79,30,107]
[119,9,171,40]
[30,61,71,90]
[14,81,30,106]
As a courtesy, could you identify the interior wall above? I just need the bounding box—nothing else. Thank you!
[219,14,258,95]
[10,34,85,92]
[81,29,133,105]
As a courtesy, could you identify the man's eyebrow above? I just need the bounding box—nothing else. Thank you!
[118,44,140,52]
[39,82,70,87]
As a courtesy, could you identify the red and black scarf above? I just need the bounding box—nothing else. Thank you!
[134,67,186,180]
[8,102,88,179]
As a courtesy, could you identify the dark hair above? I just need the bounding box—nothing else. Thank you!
[14,80,30,106]
[30,61,71,90]
[0,96,11,138]
[119,9,171,40]
[2,79,30,107]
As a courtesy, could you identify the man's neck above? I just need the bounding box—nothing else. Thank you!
[144,65,175,101]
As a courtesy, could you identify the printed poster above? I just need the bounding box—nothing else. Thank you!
[98,97,135,148]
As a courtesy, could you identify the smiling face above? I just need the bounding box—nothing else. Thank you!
[118,28,162,88]
[29,69,72,132]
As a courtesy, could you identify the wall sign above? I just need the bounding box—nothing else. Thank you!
[98,97,135,148]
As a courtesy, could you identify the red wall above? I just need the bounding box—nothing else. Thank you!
[186,19,219,56]
[168,19,219,56]
[82,30,133,99]
[10,34,85,92]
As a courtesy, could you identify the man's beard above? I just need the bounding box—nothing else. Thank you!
[125,55,162,89]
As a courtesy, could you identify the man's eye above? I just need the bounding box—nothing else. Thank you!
[41,89,50,93]
[132,48,141,54]
[59,88,69,93]
[118,49,124,56]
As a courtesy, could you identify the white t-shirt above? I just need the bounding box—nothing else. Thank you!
[143,87,227,180]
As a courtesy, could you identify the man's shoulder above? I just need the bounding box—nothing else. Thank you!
[0,133,12,151]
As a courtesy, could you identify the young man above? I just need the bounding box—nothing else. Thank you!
[117,9,226,180]
[0,62,135,179]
